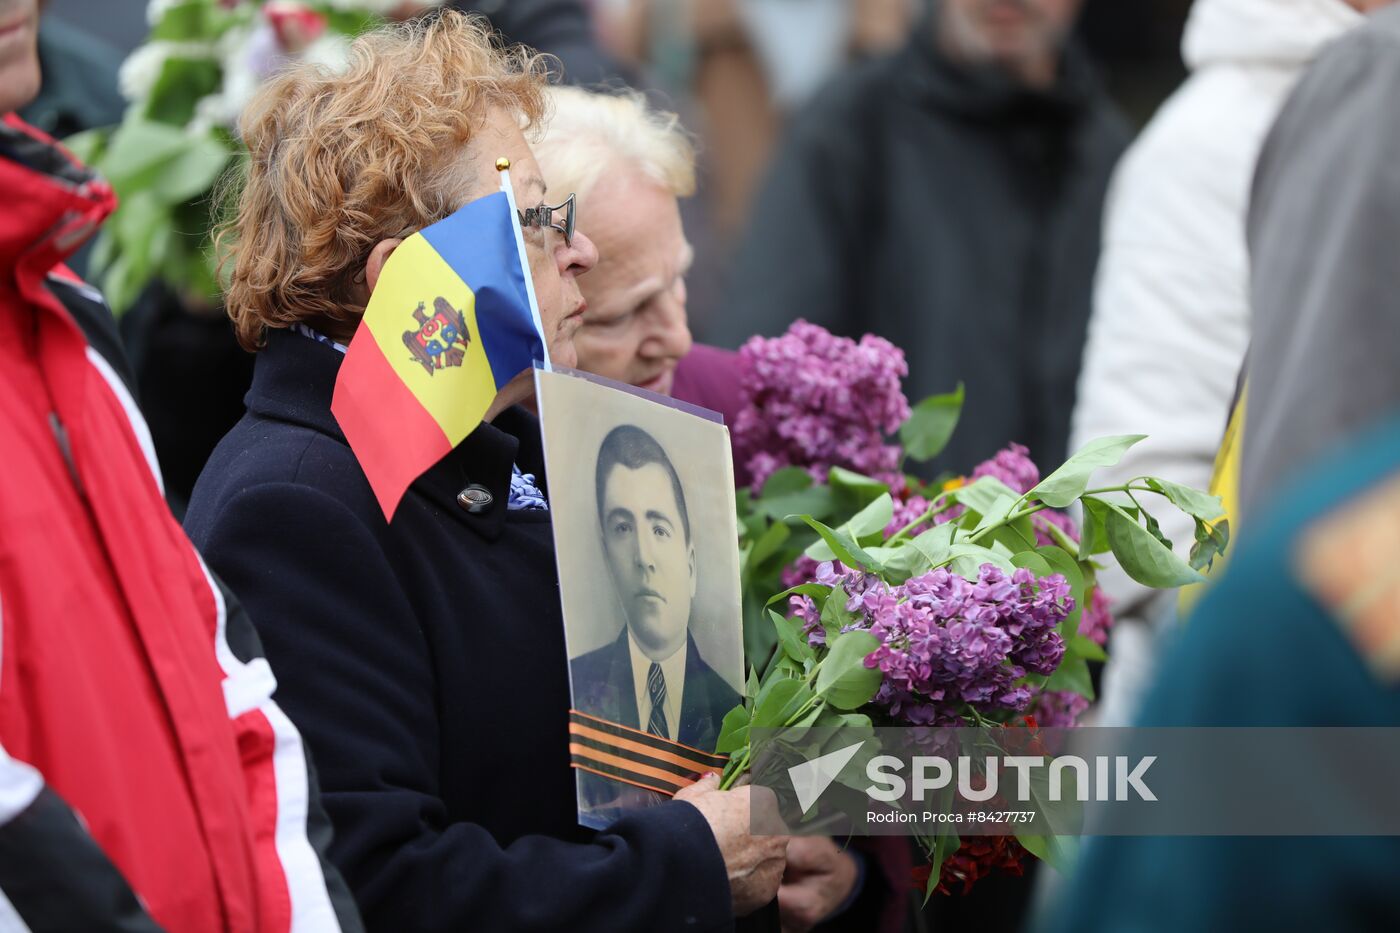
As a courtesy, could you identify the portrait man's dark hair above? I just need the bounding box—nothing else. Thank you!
[594,424,691,543]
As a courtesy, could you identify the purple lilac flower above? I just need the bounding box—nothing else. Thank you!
[734,321,911,492]
[885,491,936,537]
[1078,586,1114,646]
[1029,690,1091,729]
[970,442,1040,495]
[788,562,1072,726]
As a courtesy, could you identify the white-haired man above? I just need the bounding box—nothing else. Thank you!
[534,84,911,933]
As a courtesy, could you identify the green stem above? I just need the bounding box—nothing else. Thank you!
[964,482,1164,549]
[719,748,751,790]
[886,492,957,544]
[719,693,827,790]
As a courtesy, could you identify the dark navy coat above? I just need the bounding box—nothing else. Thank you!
[184,331,736,932]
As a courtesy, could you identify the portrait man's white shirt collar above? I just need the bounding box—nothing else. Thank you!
[628,632,686,740]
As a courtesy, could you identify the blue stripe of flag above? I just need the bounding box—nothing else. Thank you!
[418,192,543,387]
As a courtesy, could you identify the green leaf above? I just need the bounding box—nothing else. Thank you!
[1066,634,1107,662]
[62,128,110,164]
[926,829,960,904]
[746,667,760,702]
[769,609,815,664]
[849,493,894,541]
[1035,546,1085,639]
[325,9,382,35]
[1015,833,1079,876]
[864,542,926,583]
[746,521,791,574]
[801,517,880,570]
[759,485,838,523]
[1045,656,1094,699]
[715,704,751,754]
[1029,435,1148,509]
[101,120,231,205]
[1141,508,1171,549]
[1078,498,1113,556]
[1011,551,1053,578]
[149,1,236,41]
[753,677,808,728]
[814,631,882,709]
[819,585,855,643]
[828,467,889,502]
[1104,503,1206,588]
[1189,518,1230,572]
[141,56,222,127]
[954,475,1020,517]
[100,254,141,318]
[762,466,815,498]
[900,383,965,462]
[909,528,1016,579]
[765,583,830,609]
[1143,477,1226,522]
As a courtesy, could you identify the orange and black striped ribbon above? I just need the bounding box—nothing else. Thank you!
[568,709,729,797]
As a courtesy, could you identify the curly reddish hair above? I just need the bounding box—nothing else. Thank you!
[217,11,550,351]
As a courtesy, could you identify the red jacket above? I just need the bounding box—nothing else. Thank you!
[0,115,361,932]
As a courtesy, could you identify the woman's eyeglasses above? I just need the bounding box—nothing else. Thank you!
[519,192,576,247]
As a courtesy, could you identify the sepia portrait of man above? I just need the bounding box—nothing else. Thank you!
[570,424,741,750]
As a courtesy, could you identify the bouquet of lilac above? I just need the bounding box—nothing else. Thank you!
[718,321,1228,896]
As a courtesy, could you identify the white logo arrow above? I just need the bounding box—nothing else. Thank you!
[788,741,865,813]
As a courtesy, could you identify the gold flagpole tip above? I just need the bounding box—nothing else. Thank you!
[495,157,511,171]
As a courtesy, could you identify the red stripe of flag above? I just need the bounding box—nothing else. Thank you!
[331,332,452,519]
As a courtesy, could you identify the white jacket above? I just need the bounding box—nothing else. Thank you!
[1068,0,1362,724]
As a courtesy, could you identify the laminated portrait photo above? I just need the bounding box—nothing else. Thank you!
[536,366,744,830]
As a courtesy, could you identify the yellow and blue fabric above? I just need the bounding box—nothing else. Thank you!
[331,191,543,519]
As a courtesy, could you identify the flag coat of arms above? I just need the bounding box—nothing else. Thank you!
[331,188,544,519]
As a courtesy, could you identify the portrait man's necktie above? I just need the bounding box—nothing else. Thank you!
[646,661,669,739]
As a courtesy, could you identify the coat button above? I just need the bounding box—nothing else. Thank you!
[457,484,494,514]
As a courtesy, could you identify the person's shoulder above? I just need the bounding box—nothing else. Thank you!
[185,415,373,537]
[672,344,747,423]
[572,636,626,679]
[1358,4,1400,47]
[1284,9,1400,114]
[686,642,741,705]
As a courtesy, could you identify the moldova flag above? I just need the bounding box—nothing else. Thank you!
[331,186,544,520]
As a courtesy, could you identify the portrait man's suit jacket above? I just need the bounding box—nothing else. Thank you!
[571,627,740,752]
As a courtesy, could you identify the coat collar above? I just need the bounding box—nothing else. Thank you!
[0,114,113,281]
[246,328,547,541]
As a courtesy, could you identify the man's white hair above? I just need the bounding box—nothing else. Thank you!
[534,86,696,202]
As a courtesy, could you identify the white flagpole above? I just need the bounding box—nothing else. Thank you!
[496,159,551,371]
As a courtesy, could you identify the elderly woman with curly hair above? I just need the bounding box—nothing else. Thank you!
[184,12,786,932]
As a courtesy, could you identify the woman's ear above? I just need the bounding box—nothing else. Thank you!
[364,238,405,295]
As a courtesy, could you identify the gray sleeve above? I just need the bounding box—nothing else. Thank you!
[1241,17,1400,516]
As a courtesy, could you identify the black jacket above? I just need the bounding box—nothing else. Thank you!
[572,630,742,751]
[183,331,736,932]
[707,11,1131,473]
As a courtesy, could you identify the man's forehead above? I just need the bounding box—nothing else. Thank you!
[603,462,680,507]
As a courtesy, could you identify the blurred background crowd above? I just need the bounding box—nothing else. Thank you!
[10,0,1400,930]
[27,0,1194,513]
